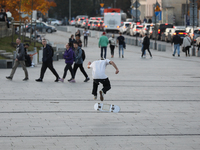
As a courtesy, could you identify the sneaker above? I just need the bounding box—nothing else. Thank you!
[6,76,12,80]
[178,55,180,57]
[122,55,124,58]
[59,78,64,82]
[94,96,97,100]
[84,77,90,82]
[55,78,61,82]
[23,77,29,81]
[99,90,104,101]
[69,79,76,83]
[68,78,72,82]
[172,54,175,56]
[35,78,42,82]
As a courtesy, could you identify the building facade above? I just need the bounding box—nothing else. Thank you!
[131,0,189,25]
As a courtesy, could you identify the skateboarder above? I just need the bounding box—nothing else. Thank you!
[87,59,119,101]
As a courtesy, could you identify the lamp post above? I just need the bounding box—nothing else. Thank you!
[154,0,157,50]
[136,0,138,46]
[69,0,71,22]
[30,0,33,41]
[186,0,188,27]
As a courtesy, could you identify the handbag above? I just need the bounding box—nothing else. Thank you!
[182,47,186,52]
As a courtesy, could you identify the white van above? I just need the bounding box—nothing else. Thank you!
[104,12,121,33]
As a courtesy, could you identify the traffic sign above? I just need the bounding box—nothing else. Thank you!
[100,3,104,7]
[155,11,162,21]
[131,9,141,18]
[155,5,161,12]
[132,1,141,8]
[100,7,104,15]
[156,1,160,7]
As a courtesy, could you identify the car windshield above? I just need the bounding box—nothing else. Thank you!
[137,26,143,29]
[94,22,98,25]
[160,24,173,29]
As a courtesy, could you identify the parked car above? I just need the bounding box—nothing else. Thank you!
[119,22,131,34]
[131,24,143,36]
[47,18,62,26]
[70,20,76,26]
[187,28,200,42]
[162,28,174,42]
[90,21,99,30]
[139,23,154,37]
[81,20,88,28]
[152,23,174,40]
[26,22,56,33]
[148,26,154,38]
[126,25,131,35]
[75,16,88,27]
[129,22,136,36]
[97,21,104,31]
[87,20,96,29]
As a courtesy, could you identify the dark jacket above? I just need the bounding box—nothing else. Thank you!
[69,38,76,45]
[42,44,53,63]
[172,35,181,45]
[16,43,25,61]
[63,48,74,65]
[143,36,150,48]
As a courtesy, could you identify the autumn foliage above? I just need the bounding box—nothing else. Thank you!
[0,0,56,20]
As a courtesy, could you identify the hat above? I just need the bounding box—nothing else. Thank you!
[102,32,106,35]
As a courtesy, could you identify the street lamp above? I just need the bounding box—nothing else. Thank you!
[69,0,71,22]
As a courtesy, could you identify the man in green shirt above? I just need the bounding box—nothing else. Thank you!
[98,32,109,59]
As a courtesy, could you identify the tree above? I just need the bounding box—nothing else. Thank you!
[0,0,56,20]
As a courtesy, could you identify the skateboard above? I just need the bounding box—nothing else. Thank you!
[94,103,120,113]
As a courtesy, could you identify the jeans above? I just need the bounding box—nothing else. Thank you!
[141,45,146,55]
[173,44,180,55]
[92,78,111,96]
[119,45,124,57]
[101,47,107,59]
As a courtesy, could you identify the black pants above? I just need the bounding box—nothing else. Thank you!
[142,46,152,57]
[25,55,32,67]
[73,63,88,79]
[110,45,115,55]
[185,46,190,56]
[40,62,59,80]
[84,36,88,47]
[92,78,111,96]
[63,63,74,79]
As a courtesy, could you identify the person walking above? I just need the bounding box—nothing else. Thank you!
[35,39,60,82]
[6,38,29,81]
[117,32,125,58]
[172,33,182,57]
[75,29,81,39]
[141,33,152,58]
[69,34,76,49]
[72,42,90,82]
[182,34,191,57]
[108,34,116,58]
[98,32,109,59]
[83,28,89,47]
[87,59,119,101]
[59,43,75,83]
[139,34,146,57]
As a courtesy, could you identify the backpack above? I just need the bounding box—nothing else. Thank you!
[48,44,54,57]
[81,49,86,61]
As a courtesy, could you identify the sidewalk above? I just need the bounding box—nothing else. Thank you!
[0,30,200,150]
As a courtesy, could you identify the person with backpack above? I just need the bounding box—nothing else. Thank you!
[117,32,125,58]
[182,34,191,57]
[71,41,90,82]
[59,43,75,83]
[141,33,152,58]
[35,39,61,82]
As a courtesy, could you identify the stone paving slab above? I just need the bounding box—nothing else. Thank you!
[0,30,200,150]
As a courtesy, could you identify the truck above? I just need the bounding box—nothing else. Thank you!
[104,8,121,33]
